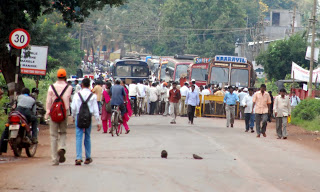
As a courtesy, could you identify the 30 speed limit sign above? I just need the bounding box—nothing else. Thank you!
[9,28,30,49]
[88,55,94,62]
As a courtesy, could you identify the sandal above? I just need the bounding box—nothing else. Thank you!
[84,158,93,165]
[75,159,82,166]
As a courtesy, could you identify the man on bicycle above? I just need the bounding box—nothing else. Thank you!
[110,79,127,120]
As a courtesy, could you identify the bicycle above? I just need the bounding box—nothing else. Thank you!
[137,97,144,116]
[110,106,120,137]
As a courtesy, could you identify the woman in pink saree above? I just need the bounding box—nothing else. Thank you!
[120,81,132,134]
[101,82,112,133]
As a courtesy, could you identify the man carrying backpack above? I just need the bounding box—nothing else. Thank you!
[45,69,73,166]
[71,78,101,166]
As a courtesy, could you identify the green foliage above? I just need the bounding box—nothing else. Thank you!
[0,94,9,134]
[291,116,320,132]
[256,33,308,80]
[292,99,320,120]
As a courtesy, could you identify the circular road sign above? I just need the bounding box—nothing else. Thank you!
[88,55,94,62]
[9,28,31,49]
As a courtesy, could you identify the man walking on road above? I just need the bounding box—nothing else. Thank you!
[169,82,181,124]
[92,81,102,112]
[238,88,248,120]
[71,78,101,166]
[223,86,239,128]
[185,84,200,124]
[242,88,255,133]
[45,69,73,166]
[179,82,189,117]
[252,84,271,138]
[274,89,291,139]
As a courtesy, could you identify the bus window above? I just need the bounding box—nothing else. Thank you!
[210,67,229,85]
[191,68,207,81]
[231,69,249,87]
[133,66,148,77]
[116,66,131,77]
[175,65,189,81]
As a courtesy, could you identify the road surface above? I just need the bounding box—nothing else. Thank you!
[0,116,320,192]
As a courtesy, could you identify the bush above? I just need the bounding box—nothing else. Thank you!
[292,99,320,120]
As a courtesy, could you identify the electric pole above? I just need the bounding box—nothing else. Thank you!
[308,0,317,97]
[292,5,296,34]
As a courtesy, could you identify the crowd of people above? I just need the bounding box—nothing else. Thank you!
[0,68,302,166]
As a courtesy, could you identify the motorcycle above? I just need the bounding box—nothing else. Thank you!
[3,111,37,157]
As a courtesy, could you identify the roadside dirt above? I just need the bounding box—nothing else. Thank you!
[267,119,320,153]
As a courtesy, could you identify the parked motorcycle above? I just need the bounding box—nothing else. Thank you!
[3,111,37,157]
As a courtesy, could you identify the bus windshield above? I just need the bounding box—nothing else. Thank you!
[175,64,189,80]
[210,67,229,85]
[231,69,249,87]
[191,68,207,81]
[116,66,131,77]
[133,66,148,77]
[160,64,167,79]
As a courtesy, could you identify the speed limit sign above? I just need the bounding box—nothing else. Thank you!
[9,28,30,49]
[88,55,93,62]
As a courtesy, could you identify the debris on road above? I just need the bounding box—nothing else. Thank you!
[161,150,168,158]
[193,154,203,160]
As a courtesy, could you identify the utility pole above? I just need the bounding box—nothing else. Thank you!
[292,5,296,34]
[308,0,317,97]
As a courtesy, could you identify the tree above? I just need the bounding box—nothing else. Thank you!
[0,0,125,98]
[256,33,308,80]
[156,0,246,57]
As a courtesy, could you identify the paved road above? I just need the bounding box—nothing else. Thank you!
[0,116,320,192]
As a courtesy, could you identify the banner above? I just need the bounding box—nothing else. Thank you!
[291,62,320,83]
[20,45,48,76]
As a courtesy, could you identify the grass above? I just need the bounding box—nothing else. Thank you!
[291,117,320,132]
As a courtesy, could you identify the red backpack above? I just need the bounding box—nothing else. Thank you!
[50,85,69,123]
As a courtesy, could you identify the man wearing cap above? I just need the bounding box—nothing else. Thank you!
[169,82,181,124]
[45,69,73,166]
[223,86,239,128]
[238,88,248,120]
[190,79,200,93]
[179,82,189,116]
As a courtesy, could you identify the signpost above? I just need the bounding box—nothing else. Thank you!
[88,55,94,62]
[9,28,30,101]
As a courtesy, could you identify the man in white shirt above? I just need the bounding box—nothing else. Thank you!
[137,80,146,114]
[290,91,300,112]
[200,85,210,114]
[179,82,189,116]
[185,85,200,124]
[74,80,81,94]
[149,83,159,115]
[129,81,140,116]
[190,79,200,93]
[71,78,101,165]
[163,83,171,116]
[238,88,248,120]
[144,81,150,114]
[242,88,255,133]
[274,88,291,139]
[160,82,168,115]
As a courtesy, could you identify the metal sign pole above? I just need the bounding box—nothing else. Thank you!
[14,52,20,102]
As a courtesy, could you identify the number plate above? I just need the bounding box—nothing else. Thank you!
[9,125,20,130]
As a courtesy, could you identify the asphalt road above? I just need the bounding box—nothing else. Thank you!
[0,115,320,192]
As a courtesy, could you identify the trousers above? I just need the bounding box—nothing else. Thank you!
[225,105,235,127]
[75,117,92,160]
[244,113,255,130]
[276,117,288,138]
[255,113,268,135]
[50,117,67,164]
[170,102,179,123]
[180,96,187,116]
[187,105,196,123]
